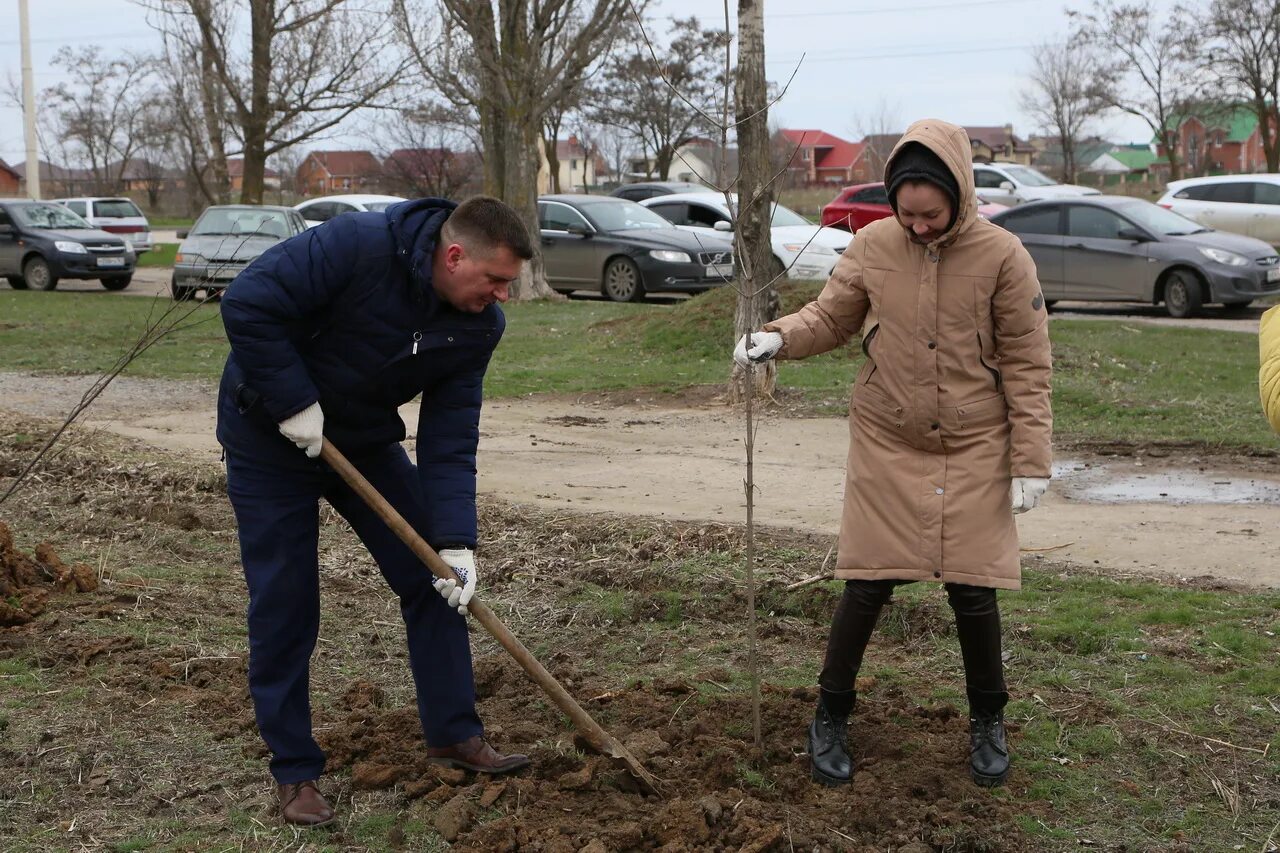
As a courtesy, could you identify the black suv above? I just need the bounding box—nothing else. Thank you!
[0,199,135,291]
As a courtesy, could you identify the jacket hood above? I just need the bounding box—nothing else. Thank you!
[385,197,457,290]
[884,119,977,247]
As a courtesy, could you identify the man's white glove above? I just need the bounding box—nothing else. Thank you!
[1010,477,1049,514]
[733,331,784,368]
[434,548,477,615]
[278,402,324,458]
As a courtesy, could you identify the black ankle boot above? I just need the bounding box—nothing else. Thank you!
[969,709,1009,787]
[808,689,854,787]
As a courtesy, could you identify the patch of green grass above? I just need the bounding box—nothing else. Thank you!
[147,216,195,228]
[2,280,1277,451]
[736,761,776,790]
[137,242,178,268]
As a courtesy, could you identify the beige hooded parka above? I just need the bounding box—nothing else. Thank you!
[764,119,1052,589]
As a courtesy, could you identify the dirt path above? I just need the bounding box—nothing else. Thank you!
[3,371,1278,588]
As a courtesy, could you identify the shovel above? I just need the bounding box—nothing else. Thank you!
[319,441,663,795]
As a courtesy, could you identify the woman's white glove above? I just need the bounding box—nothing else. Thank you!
[1010,477,1049,514]
[278,402,324,458]
[733,331,784,368]
[435,548,477,615]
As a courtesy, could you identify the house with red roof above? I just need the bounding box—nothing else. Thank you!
[779,129,868,184]
[296,150,383,195]
[0,157,20,195]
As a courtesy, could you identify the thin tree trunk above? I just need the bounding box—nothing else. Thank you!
[730,0,777,403]
[199,41,230,204]
[238,0,272,204]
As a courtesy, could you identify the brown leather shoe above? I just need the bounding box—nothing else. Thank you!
[427,735,531,774]
[277,780,335,827]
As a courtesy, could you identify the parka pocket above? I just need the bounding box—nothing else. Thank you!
[976,332,1002,391]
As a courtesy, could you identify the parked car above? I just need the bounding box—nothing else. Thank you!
[973,163,1101,206]
[0,199,135,291]
[641,192,848,280]
[820,182,1007,232]
[989,195,1280,317]
[295,193,408,228]
[610,181,713,202]
[1157,174,1280,245]
[538,194,734,301]
[51,196,153,253]
[171,204,308,300]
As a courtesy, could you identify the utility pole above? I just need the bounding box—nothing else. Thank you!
[18,0,41,199]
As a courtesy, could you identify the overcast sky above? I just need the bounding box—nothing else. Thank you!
[0,0,1154,169]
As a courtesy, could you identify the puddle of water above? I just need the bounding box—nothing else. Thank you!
[1053,459,1280,505]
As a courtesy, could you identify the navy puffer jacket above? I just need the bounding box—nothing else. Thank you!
[216,198,504,548]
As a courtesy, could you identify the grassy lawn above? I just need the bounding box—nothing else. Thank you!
[136,242,177,268]
[146,216,195,227]
[0,283,1275,449]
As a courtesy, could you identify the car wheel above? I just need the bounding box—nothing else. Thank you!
[170,275,196,302]
[1163,269,1204,318]
[100,275,132,291]
[5,275,28,290]
[602,257,645,302]
[23,256,57,291]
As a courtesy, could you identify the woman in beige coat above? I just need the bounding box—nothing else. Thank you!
[734,119,1052,788]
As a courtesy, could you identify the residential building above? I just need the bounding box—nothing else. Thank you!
[552,136,597,192]
[966,125,1036,165]
[778,129,866,184]
[624,139,734,185]
[1157,104,1275,174]
[12,160,98,197]
[225,158,281,193]
[382,147,482,197]
[1087,146,1168,179]
[296,150,383,195]
[1030,136,1116,179]
[0,158,19,195]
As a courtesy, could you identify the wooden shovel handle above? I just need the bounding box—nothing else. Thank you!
[318,441,661,794]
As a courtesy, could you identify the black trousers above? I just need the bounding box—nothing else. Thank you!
[818,579,1008,714]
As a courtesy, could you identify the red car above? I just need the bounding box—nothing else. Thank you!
[821,182,1007,232]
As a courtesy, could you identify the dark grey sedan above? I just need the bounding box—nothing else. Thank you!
[538,194,734,302]
[172,204,308,300]
[991,196,1280,317]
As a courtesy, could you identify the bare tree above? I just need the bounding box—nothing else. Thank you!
[139,0,409,204]
[379,104,484,198]
[1018,41,1107,184]
[41,46,156,194]
[852,97,901,180]
[393,0,630,300]
[1201,0,1280,172]
[1071,0,1204,181]
[591,16,727,181]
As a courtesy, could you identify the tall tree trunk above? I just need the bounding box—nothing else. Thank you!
[238,0,272,204]
[199,40,230,204]
[731,0,777,401]
[501,113,557,300]
[1258,99,1280,172]
[655,148,673,180]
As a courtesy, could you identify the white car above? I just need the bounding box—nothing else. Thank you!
[640,192,849,280]
[51,197,153,253]
[972,163,1101,207]
[294,194,408,228]
[1157,174,1280,245]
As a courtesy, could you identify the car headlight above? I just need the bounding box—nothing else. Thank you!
[649,249,691,263]
[174,253,201,264]
[54,241,88,255]
[1198,246,1249,267]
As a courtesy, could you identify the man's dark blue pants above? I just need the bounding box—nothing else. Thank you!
[226,444,482,784]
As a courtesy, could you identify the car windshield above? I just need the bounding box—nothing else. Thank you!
[1002,165,1057,187]
[95,199,143,218]
[770,204,811,227]
[1113,200,1209,236]
[12,203,91,229]
[580,199,671,230]
[192,208,292,239]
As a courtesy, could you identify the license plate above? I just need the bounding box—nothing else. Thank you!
[706,263,733,278]
[97,257,125,268]
[1268,267,1279,283]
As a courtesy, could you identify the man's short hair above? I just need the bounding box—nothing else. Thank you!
[441,196,534,260]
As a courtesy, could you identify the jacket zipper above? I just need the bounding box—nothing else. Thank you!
[976,332,1002,390]
[412,331,422,355]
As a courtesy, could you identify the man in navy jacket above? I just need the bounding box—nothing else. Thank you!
[217,196,534,827]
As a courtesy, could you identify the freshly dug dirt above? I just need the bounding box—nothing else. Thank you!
[0,521,98,625]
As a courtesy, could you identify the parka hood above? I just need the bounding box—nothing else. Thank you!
[884,119,977,247]
[385,197,457,292]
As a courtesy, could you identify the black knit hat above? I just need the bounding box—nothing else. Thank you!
[886,141,960,222]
